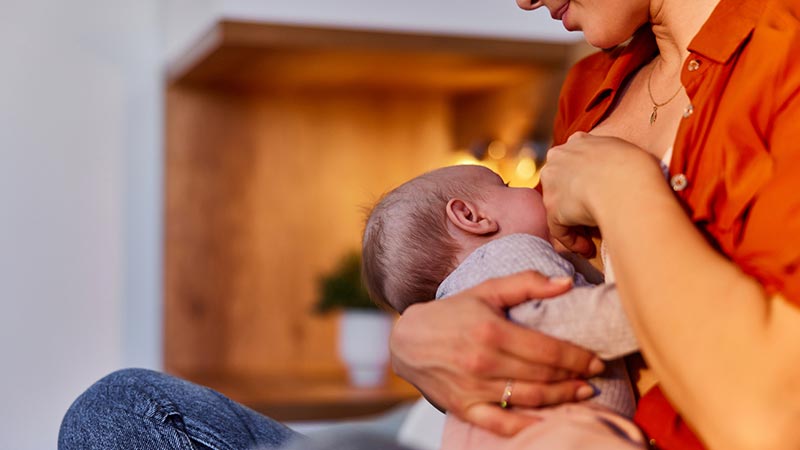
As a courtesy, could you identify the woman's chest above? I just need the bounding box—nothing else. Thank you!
[589,86,688,162]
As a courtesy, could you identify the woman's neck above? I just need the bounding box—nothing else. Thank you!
[649,0,721,74]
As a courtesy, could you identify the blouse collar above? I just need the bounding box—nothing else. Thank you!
[584,0,766,112]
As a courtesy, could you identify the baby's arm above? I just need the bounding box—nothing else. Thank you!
[437,234,639,360]
[508,283,638,360]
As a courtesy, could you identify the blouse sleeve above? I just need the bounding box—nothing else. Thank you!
[734,80,800,305]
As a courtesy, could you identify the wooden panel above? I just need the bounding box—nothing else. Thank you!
[165,87,256,374]
[166,86,456,379]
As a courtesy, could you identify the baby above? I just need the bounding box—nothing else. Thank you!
[362,165,646,450]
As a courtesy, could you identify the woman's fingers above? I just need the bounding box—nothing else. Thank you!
[391,273,605,436]
[466,270,574,310]
[499,323,605,377]
[440,272,605,377]
[549,222,597,258]
[462,403,542,437]
[456,300,604,378]
[448,275,605,378]
[454,344,577,381]
[481,379,597,409]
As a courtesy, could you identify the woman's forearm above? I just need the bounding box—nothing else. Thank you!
[595,175,800,449]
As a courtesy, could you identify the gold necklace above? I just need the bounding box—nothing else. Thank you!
[647,65,683,125]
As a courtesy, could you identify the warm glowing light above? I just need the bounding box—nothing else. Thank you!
[487,141,507,160]
[451,152,481,166]
[449,151,500,173]
[518,145,535,159]
[515,157,536,180]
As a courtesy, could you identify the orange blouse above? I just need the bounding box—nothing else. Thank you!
[552,0,800,448]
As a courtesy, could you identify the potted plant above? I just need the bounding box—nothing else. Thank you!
[316,250,394,387]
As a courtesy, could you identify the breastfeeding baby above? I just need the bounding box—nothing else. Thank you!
[362,165,646,449]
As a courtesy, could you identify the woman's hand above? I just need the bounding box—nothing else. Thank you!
[540,132,663,257]
[390,271,606,436]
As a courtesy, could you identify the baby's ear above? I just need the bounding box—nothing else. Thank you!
[445,198,498,236]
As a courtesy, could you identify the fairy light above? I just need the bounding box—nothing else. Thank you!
[487,141,507,160]
[515,157,536,180]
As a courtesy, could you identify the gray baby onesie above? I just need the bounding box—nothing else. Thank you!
[436,233,639,417]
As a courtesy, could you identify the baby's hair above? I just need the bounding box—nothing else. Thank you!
[362,167,485,313]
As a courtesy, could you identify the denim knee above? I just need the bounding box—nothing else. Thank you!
[59,368,197,450]
[59,368,298,450]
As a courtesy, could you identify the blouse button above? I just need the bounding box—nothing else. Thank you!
[687,59,701,72]
[649,438,658,448]
[683,103,694,118]
[671,173,688,191]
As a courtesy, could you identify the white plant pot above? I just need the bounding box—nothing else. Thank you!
[338,310,393,387]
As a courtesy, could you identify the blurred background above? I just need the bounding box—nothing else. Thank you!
[0,1,589,449]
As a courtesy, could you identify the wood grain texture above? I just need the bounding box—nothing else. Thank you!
[166,86,455,380]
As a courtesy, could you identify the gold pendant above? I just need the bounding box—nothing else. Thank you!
[650,106,658,125]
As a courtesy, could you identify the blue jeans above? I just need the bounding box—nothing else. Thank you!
[58,368,300,450]
[59,368,416,450]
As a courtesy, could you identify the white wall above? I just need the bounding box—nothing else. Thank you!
[164,0,581,65]
[0,1,162,449]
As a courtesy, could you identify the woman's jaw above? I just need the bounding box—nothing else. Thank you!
[526,0,651,49]
[579,3,650,49]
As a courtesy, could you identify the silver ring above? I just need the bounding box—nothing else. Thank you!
[500,379,514,409]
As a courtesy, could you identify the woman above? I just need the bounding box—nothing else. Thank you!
[61,0,800,449]
[392,0,800,448]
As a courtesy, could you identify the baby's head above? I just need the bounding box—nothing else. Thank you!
[362,165,548,313]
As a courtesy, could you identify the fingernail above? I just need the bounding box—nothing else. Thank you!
[588,357,605,375]
[549,276,573,285]
[576,384,595,400]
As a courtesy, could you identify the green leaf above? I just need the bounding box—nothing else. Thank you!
[315,250,379,313]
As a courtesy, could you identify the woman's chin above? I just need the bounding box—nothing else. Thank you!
[563,21,580,32]
[561,10,579,32]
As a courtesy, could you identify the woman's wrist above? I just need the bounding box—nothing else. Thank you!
[589,155,668,231]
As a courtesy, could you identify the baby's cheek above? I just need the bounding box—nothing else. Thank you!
[524,208,548,239]
[528,208,550,239]
[536,215,551,240]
